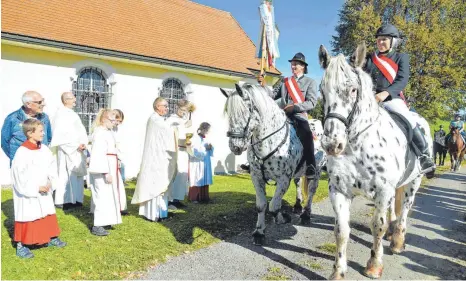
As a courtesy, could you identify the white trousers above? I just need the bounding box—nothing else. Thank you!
[382,98,417,129]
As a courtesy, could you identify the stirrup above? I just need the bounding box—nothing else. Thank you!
[419,155,436,175]
[421,165,436,175]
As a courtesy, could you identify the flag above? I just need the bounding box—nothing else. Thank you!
[256,0,280,71]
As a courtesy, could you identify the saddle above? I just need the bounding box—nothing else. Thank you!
[386,111,427,160]
[388,111,413,144]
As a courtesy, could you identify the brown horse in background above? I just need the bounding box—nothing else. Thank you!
[447,128,466,171]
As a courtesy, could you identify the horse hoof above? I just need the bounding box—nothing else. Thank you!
[363,265,383,279]
[300,212,311,223]
[282,213,292,223]
[390,226,406,254]
[329,271,345,280]
[252,234,265,246]
[390,241,405,254]
[425,170,435,179]
[293,205,303,214]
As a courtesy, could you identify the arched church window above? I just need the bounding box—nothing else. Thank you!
[159,78,186,115]
[72,67,112,134]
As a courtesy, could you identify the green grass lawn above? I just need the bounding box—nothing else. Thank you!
[1,119,451,280]
[1,173,329,280]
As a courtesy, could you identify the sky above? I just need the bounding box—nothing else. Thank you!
[191,0,345,82]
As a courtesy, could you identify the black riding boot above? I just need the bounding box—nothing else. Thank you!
[295,119,316,178]
[412,126,436,175]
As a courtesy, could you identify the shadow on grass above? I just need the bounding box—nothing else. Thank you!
[2,199,15,247]
[1,174,333,280]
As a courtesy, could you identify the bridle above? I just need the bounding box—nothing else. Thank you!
[226,93,257,140]
[226,90,289,183]
[322,69,376,143]
[226,91,287,147]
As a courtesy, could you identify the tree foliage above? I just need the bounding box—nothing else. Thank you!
[331,0,466,121]
[309,97,325,122]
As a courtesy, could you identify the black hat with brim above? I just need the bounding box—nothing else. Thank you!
[288,52,308,66]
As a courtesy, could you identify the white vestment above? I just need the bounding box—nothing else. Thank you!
[166,114,192,201]
[112,127,128,210]
[50,106,88,205]
[132,113,177,221]
[188,135,214,187]
[88,127,123,227]
[11,145,59,222]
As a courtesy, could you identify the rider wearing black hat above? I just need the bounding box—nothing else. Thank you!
[258,52,318,177]
[363,23,435,176]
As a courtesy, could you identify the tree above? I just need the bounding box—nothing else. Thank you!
[309,98,325,122]
[331,0,466,121]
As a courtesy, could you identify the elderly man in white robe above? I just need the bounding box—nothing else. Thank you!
[132,97,177,222]
[51,92,88,209]
[166,100,194,209]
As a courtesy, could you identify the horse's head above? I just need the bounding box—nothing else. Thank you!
[450,127,459,144]
[318,43,372,156]
[221,83,261,155]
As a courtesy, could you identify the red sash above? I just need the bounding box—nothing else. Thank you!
[371,53,406,101]
[284,76,305,104]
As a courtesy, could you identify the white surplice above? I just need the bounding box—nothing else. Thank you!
[112,126,128,211]
[132,113,177,221]
[188,135,214,187]
[88,127,123,227]
[50,106,88,205]
[11,144,59,222]
[166,114,192,201]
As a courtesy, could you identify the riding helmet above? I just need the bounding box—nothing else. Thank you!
[375,23,400,38]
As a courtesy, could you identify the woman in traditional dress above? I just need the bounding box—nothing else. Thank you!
[188,122,214,203]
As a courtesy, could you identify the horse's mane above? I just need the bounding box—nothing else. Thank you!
[321,54,374,101]
[224,83,282,124]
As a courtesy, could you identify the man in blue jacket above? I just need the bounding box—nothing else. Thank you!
[1,91,52,164]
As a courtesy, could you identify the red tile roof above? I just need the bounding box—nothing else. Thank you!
[1,0,280,76]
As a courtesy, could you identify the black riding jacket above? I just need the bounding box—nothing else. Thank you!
[363,50,410,101]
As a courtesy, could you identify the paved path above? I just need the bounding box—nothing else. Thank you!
[144,167,466,280]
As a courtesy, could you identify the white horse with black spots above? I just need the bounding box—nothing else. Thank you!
[318,44,434,279]
[221,83,322,245]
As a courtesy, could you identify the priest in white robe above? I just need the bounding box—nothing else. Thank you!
[51,92,88,209]
[88,109,123,236]
[132,97,177,222]
[166,100,193,208]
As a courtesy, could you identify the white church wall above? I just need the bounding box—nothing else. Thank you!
[0,44,247,185]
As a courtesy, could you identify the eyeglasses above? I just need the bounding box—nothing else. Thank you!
[30,100,45,105]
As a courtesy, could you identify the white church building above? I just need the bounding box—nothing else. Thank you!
[0,0,281,185]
